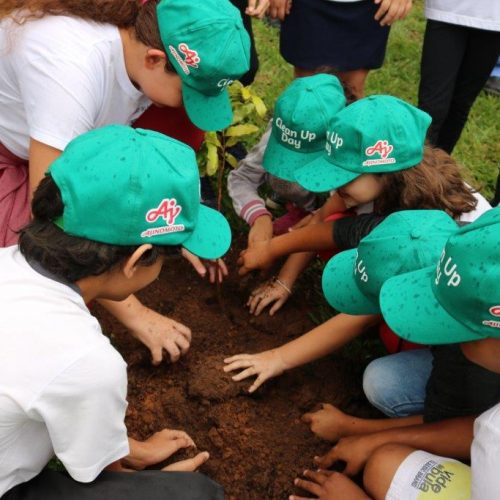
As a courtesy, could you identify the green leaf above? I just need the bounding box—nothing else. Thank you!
[231,103,255,124]
[224,152,239,168]
[204,131,221,147]
[206,143,219,176]
[224,136,240,148]
[225,124,260,137]
[250,95,267,118]
[241,86,251,101]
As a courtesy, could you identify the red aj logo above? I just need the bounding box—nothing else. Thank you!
[490,306,500,317]
[366,140,393,159]
[178,43,200,68]
[363,140,395,167]
[146,198,182,225]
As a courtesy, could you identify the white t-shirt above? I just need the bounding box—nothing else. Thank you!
[0,246,129,497]
[0,15,150,159]
[471,403,500,500]
[460,189,492,223]
[426,0,500,31]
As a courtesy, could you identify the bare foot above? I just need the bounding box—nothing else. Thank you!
[302,403,350,442]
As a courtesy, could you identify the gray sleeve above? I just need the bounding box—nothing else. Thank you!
[227,124,272,225]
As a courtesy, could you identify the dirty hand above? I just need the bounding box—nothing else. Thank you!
[125,429,207,470]
[301,403,349,442]
[247,278,291,316]
[128,306,191,364]
[181,248,228,283]
[314,434,380,476]
[246,0,270,18]
[248,215,273,248]
[269,0,292,20]
[223,349,287,392]
[374,0,412,26]
[291,470,370,500]
[237,240,275,276]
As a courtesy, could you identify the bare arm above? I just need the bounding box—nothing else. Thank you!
[28,138,62,198]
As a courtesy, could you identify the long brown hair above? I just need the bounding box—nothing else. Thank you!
[1,1,169,67]
[374,145,478,219]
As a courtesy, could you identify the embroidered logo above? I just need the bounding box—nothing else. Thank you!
[325,131,343,156]
[217,78,234,91]
[434,249,461,288]
[354,251,368,283]
[142,198,185,238]
[168,43,200,75]
[362,140,395,166]
[489,306,500,317]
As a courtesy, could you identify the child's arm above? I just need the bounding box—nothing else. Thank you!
[313,415,475,476]
[224,313,379,392]
[227,126,273,245]
[238,220,335,275]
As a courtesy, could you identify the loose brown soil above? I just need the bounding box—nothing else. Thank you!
[94,246,377,499]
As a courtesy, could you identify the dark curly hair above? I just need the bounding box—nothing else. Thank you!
[19,176,172,283]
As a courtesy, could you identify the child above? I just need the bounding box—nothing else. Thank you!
[0,0,249,363]
[224,210,458,394]
[228,73,346,242]
[238,96,491,314]
[0,125,231,498]
[302,207,500,447]
[294,209,500,499]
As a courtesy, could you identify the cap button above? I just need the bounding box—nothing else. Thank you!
[410,229,422,239]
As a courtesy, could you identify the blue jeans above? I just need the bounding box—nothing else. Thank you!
[362,349,433,417]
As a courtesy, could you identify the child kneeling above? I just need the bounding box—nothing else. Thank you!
[0,126,230,499]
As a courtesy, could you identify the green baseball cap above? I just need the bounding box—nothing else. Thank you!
[294,95,432,192]
[48,125,231,259]
[322,210,458,315]
[262,74,346,182]
[157,0,250,131]
[380,207,500,345]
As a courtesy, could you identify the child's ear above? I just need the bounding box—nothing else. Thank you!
[122,244,153,278]
[144,48,167,70]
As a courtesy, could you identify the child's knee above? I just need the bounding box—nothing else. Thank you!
[363,444,415,500]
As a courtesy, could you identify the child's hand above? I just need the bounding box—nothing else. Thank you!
[124,429,209,472]
[247,278,291,316]
[237,240,274,276]
[223,349,287,392]
[301,403,350,442]
[314,434,380,476]
[181,248,228,283]
[291,470,370,500]
[269,0,292,21]
[246,0,270,18]
[374,0,413,26]
[248,215,273,248]
[128,306,191,364]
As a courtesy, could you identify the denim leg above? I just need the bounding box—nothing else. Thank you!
[362,349,433,417]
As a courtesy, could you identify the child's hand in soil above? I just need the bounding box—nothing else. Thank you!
[247,278,291,316]
[291,470,370,500]
[124,429,209,472]
[129,306,192,364]
[223,349,287,393]
[313,434,381,476]
[301,403,350,442]
[237,240,274,276]
[181,248,228,283]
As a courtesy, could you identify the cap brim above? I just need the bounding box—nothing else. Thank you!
[182,204,231,259]
[262,131,323,182]
[183,84,232,132]
[322,250,380,315]
[294,156,360,193]
[380,267,479,345]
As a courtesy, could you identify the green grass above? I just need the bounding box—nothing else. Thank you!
[250,1,500,199]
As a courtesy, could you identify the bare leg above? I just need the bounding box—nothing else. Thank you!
[337,69,370,99]
[363,444,416,500]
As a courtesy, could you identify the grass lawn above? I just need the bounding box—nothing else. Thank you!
[250,0,500,200]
